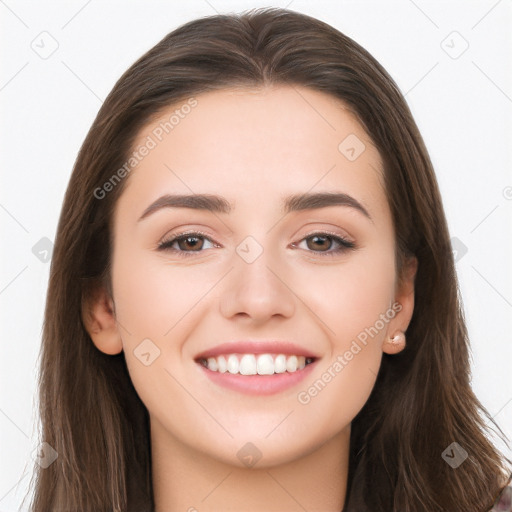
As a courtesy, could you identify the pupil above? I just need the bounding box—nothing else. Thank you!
[183,236,201,250]
[310,235,330,251]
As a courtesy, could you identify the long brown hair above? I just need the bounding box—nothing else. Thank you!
[28,7,511,511]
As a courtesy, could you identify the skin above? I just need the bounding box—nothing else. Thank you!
[84,85,417,511]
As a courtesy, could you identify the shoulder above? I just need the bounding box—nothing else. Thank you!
[491,481,512,511]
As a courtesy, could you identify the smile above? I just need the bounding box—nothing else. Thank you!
[194,340,319,395]
[198,353,316,375]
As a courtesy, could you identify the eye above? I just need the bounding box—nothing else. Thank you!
[157,230,356,258]
[292,232,356,256]
[157,231,218,256]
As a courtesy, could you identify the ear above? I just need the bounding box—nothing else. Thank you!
[81,282,123,355]
[382,255,418,355]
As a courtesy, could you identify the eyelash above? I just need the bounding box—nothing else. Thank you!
[157,230,356,258]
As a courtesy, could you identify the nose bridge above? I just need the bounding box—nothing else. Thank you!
[219,233,295,320]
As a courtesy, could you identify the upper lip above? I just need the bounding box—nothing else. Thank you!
[194,341,319,360]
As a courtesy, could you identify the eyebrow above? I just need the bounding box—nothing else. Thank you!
[137,192,372,222]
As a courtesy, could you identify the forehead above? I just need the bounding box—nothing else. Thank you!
[116,85,388,224]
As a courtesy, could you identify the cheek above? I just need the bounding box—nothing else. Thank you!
[110,248,208,424]
[290,245,395,409]
[110,247,221,398]
[111,246,211,343]
[292,248,396,348]
[293,258,395,434]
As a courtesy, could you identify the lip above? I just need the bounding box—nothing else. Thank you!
[197,358,317,396]
[194,340,320,396]
[194,340,320,360]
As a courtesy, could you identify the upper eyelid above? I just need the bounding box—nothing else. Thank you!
[159,229,216,242]
[298,228,353,241]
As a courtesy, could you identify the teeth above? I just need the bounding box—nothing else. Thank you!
[257,354,274,375]
[274,354,287,374]
[217,355,227,373]
[286,355,298,372]
[227,354,239,374]
[201,354,311,375]
[240,354,256,375]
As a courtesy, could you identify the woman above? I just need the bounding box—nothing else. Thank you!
[28,7,511,511]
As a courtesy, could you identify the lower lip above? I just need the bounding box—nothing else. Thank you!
[197,361,317,396]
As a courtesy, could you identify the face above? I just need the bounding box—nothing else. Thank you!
[97,85,414,468]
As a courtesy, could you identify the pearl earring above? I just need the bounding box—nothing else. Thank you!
[389,330,406,345]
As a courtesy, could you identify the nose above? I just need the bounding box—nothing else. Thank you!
[219,244,296,324]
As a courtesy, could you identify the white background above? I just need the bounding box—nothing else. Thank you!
[1,1,511,509]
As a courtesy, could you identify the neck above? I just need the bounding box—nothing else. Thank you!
[151,420,350,512]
